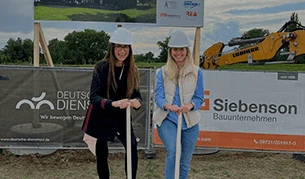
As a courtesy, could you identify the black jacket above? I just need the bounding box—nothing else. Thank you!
[82,61,142,141]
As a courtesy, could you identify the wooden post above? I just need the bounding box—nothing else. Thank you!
[39,25,54,67]
[193,27,201,66]
[33,23,40,67]
[33,22,54,67]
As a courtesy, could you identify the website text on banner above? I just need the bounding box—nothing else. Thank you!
[154,70,305,152]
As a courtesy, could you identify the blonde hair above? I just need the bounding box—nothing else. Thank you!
[103,43,139,98]
[165,47,197,85]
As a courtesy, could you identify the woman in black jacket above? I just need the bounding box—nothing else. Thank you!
[82,27,142,179]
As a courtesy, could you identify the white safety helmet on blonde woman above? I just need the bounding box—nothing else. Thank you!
[109,27,132,45]
[168,30,191,48]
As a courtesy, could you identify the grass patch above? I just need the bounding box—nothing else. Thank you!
[34,5,156,23]
[135,62,165,69]
[217,63,305,72]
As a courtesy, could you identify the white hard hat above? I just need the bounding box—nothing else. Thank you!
[109,27,132,45]
[168,30,191,48]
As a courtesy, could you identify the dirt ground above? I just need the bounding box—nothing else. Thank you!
[1,147,305,179]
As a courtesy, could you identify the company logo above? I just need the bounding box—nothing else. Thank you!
[200,90,210,110]
[159,13,181,19]
[184,1,200,9]
[16,92,54,110]
[15,91,90,111]
[186,11,197,17]
[213,99,297,115]
[199,90,297,115]
[160,13,168,17]
[233,47,259,58]
[164,1,177,9]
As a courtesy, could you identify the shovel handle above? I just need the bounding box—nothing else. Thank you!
[175,114,182,179]
[126,105,132,179]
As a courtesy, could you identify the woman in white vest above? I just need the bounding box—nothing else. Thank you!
[153,30,204,179]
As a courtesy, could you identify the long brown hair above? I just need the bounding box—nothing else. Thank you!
[103,43,139,98]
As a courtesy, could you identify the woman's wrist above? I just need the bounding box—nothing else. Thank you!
[164,104,171,111]
[189,102,195,110]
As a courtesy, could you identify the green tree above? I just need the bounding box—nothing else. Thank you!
[134,51,155,63]
[2,38,33,63]
[134,54,146,62]
[22,39,34,63]
[285,12,302,32]
[144,51,154,63]
[3,38,23,63]
[242,28,269,39]
[156,37,170,62]
[48,38,71,64]
[0,50,5,64]
[235,28,270,49]
[64,29,110,64]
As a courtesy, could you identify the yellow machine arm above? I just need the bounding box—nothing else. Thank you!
[201,22,305,69]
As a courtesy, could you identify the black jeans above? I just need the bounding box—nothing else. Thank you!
[96,130,138,179]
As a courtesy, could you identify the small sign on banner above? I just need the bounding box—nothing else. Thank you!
[278,72,298,80]
[157,0,204,27]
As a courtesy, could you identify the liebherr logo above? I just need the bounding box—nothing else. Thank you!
[200,90,210,110]
[16,92,54,110]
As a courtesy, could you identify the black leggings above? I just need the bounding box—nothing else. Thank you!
[96,131,138,179]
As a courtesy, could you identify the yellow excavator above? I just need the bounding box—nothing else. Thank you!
[200,21,305,69]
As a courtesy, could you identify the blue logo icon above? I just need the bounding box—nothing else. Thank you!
[184,1,200,9]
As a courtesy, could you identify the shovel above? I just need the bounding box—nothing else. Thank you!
[175,113,182,179]
[126,104,132,179]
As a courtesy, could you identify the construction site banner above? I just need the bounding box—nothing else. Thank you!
[157,0,204,27]
[154,70,305,152]
[34,0,204,27]
[0,66,151,149]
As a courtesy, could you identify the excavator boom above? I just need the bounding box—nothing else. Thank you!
[200,21,305,69]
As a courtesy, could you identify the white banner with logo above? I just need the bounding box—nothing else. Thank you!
[154,70,305,152]
[157,0,204,27]
[0,66,151,149]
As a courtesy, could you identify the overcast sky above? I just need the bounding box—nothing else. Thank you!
[0,0,304,56]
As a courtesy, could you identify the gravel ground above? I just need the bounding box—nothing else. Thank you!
[1,148,305,179]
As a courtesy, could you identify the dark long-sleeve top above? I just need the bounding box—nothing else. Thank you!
[82,61,142,141]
